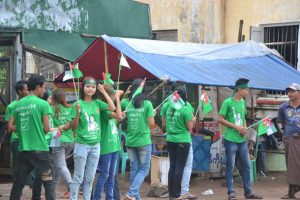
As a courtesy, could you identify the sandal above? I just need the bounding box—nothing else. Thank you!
[245,193,263,199]
[281,194,295,199]
[124,194,136,200]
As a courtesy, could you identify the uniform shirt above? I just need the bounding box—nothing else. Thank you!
[165,105,193,143]
[121,99,154,147]
[219,97,247,143]
[5,100,19,142]
[12,95,50,151]
[277,101,300,137]
[100,110,121,155]
[69,99,108,145]
[52,105,74,143]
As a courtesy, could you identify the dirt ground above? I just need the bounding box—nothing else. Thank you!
[0,172,299,200]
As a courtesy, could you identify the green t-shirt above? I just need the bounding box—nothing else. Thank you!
[52,105,74,143]
[121,99,154,147]
[100,110,121,155]
[12,95,50,151]
[45,105,54,145]
[5,100,19,142]
[219,97,247,143]
[69,99,108,145]
[165,104,193,143]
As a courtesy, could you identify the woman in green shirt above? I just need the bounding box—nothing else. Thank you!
[165,86,193,200]
[50,88,74,198]
[69,77,116,200]
[121,78,155,200]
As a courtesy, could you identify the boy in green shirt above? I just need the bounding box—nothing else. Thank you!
[218,78,262,200]
[8,75,55,200]
[5,80,29,179]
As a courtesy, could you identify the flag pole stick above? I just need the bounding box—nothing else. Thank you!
[154,91,176,110]
[117,64,121,91]
[194,103,201,117]
[69,62,78,100]
[104,41,109,73]
[147,80,168,98]
[247,117,268,129]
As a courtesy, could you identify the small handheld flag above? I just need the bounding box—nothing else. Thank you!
[63,63,83,81]
[201,90,213,116]
[132,78,146,98]
[258,117,277,136]
[102,72,114,85]
[168,91,185,110]
[119,53,131,69]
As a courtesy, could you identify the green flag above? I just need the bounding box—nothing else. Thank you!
[258,117,277,136]
[132,78,146,98]
[201,91,213,116]
[102,72,114,85]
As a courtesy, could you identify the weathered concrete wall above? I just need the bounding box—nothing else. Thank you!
[137,0,225,43]
[225,0,300,43]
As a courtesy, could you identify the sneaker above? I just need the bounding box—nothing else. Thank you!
[181,193,198,199]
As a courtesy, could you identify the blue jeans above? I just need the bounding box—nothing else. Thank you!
[93,152,118,200]
[224,140,252,196]
[127,144,152,200]
[70,143,100,200]
[181,144,193,195]
[51,142,74,190]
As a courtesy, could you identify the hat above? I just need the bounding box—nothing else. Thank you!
[286,83,300,91]
[235,78,249,89]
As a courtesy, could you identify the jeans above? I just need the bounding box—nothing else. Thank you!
[70,143,100,200]
[51,142,74,190]
[9,151,55,200]
[32,169,42,200]
[93,152,118,200]
[167,142,190,198]
[181,144,193,195]
[127,144,152,200]
[224,140,252,196]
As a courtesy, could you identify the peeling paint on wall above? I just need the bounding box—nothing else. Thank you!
[0,0,88,32]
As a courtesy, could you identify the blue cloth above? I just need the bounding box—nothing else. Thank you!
[224,140,252,196]
[93,152,119,200]
[127,144,152,200]
[102,35,300,91]
[277,102,300,137]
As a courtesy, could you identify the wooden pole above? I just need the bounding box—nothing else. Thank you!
[104,41,109,73]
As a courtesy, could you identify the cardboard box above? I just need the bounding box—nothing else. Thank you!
[151,155,169,186]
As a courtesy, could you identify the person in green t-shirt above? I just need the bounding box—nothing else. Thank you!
[50,88,74,198]
[218,78,262,200]
[8,74,55,200]
[121,78,155,200]
[93,83,123,200]
[68,76,116,200]
[5,80,29,180]
[163,86,193,199]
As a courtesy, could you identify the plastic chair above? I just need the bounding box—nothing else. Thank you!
[249,135,261,183]
[117,130,129,180]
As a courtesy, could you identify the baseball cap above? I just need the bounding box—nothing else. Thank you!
[286,83,300,91]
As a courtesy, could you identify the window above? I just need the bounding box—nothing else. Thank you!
[152,30,178,41]
[264,25,299,68]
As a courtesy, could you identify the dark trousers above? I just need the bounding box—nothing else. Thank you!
[167,142,190,198]
[9,151,55,200]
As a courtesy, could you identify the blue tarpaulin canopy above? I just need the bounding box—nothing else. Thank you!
[72,35,300,91]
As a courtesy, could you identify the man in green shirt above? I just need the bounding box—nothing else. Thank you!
[5,80,29,179]
[8,75,55,200]
[218,78,262,200]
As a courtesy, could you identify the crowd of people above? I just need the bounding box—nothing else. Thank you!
[3,74,300,200]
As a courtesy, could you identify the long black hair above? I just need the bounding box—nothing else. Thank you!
[52,88,70,119]
[79,76,98,100]
[129,78,146,108]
